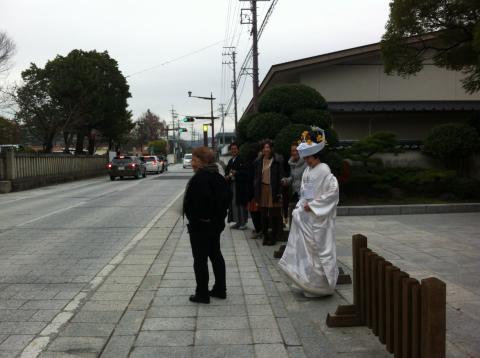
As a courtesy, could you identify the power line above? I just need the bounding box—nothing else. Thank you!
[224,0,279,116]
[126,31,246,78]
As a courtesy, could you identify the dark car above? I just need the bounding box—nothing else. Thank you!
[107,156,146,180]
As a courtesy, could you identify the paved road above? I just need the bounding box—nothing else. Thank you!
[1,166,479,357]
[0,165,192,357]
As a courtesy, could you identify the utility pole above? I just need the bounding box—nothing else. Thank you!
[170,106,178,160]
[219,103,226,146]
[223,47,238,131]
[240,0,269,112]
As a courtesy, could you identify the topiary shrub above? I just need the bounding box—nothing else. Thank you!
[258,84,327,115]
[290,108,333,128]
[236,113,258,144]
[320,151,344,178]
[290,109,339,147]
[423,123,480,174]
[274,123,310,160]
[246,112,289,142]
[238,141,260,162]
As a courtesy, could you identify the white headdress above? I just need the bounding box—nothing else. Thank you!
[296,126,326,158]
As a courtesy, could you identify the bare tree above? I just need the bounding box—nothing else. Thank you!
[0,32,16,74]
[0,32,16,113]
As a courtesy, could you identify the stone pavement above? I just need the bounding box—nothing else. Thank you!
[4,195,478,357]
[334,213,480,358]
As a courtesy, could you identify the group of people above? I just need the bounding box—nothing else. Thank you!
[182,126,340,303]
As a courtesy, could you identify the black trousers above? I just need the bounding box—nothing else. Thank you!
[188,224,226,297]
[260,207,282,243]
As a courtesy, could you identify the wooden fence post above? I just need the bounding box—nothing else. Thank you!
[325,235,446,358]
[393,271,409,357]
[385,265,399,353]
[421,278,446,358]
[402,278,419,358]
[371,255,381,335]
[376,258,387,339]
[326,234,367,327]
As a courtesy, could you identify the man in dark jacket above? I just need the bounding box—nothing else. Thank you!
[183,147,229,304]
[225,142,248,229]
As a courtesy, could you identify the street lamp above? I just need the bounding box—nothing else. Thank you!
[187,91,216,149]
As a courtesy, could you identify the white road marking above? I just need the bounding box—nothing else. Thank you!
[16,201,88,227]
[10,176,156,229]
[19,188,185,358]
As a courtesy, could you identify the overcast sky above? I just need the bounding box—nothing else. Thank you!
[1,0,391,140]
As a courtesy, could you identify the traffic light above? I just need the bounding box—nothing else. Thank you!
[182,117,195,122]
[179,128,188,133]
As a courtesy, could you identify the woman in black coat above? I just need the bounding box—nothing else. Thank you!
[183,147,229,304]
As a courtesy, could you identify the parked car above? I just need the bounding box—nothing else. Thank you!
[158,155,168,172]
[183,153,192,169]
[107,156,146,180]
[140,155,161,174]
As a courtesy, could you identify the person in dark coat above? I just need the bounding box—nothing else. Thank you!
[225,142,249,229]
[254,140,284,246]
[244,144,262,239]
[183,146,229,304]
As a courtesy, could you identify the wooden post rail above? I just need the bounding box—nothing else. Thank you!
[326,234,446,358]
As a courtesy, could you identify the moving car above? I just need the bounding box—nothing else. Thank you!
[183,153,192,169]
[140,155,161,174]
[107,156,146,180]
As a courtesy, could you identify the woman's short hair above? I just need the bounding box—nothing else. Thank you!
[192,146,215,165]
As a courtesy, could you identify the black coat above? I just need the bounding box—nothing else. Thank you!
[225,156,249,206]
[254,154,284,204]
[184,167,229,232]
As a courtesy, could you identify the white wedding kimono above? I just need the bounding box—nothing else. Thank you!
[278,162,339,296]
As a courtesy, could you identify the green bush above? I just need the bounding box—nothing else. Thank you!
[236,113,258,144]
[345,132,401,167]
[320,151,344,178]
[423,123,480,173]
[246,112,289,143]
[341,166,480,200]
[451,177,480,199]
[274,124,310,159]
[238,141,260,162]
[258,84,327,115]
[466,116,480,136]
[290,109,332,128]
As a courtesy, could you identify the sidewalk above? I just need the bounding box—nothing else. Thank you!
[21,196,389,358]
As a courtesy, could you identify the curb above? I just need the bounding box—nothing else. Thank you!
[337,203,480,216]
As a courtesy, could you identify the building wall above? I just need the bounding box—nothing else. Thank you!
[298,54,480,102]
[332,112,469,141]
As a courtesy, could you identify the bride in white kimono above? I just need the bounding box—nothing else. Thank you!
[278,127,339,297]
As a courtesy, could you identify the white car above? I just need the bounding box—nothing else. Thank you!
[140,156,161,174]
[183,154,192,169]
